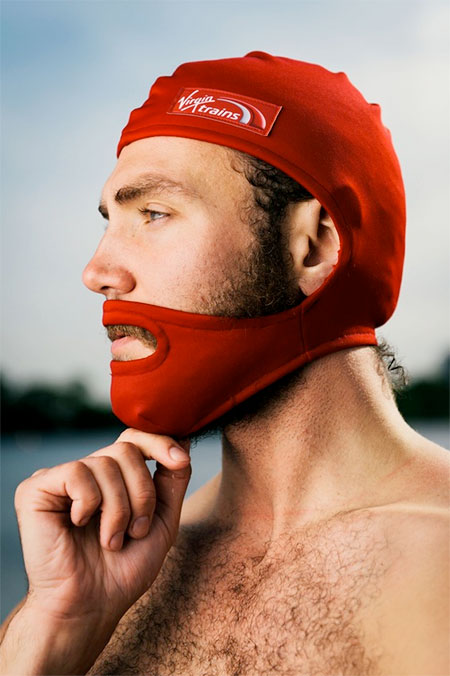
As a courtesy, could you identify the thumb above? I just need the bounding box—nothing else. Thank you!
[152,448,191,547]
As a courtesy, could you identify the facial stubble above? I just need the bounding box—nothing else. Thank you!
[107,208,307,438]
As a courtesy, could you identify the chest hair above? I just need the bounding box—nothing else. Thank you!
[91,510,392,676]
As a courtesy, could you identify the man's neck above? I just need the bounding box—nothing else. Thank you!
[212,347,417,545]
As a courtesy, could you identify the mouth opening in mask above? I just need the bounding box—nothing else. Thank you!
[106,323,158,361]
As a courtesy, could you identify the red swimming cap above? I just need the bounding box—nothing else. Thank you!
[106,51,406,437]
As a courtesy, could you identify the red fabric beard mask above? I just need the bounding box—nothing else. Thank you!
[104,51,406,438]
[102,298,378,438]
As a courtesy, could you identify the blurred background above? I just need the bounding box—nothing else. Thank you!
[1,0,449,622]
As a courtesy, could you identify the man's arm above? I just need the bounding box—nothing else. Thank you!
[0,597,27,644]
[0,599,116,675]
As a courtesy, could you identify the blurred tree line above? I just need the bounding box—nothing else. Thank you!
[1,377,119,433]
[1,352,449,433]
[395,352,449,420]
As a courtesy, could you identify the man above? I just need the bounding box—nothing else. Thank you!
[1,52,448,676]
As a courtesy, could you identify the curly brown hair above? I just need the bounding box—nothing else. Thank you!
[371,337,410,396]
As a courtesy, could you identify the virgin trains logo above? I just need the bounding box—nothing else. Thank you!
[168,88,282,136]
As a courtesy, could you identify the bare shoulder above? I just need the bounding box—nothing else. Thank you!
[405,431,450,501]
[180,471,222,525]
[371,432,449,613]
[374,429,449,515]
[362,437,449,676]
[365,508,449,675]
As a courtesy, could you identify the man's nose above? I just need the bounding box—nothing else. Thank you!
[82,241,136,298]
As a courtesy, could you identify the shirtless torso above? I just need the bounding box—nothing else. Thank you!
[88,436,449,676]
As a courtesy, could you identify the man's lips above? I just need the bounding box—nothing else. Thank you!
[106,324,158,359]
[110,335,139,357]
[110,335,156,361]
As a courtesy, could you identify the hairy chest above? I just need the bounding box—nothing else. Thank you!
[93,515,392,676]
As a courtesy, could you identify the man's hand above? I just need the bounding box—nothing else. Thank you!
[0,429,191,674]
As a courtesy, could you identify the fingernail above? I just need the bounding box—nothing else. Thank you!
[169,446,190,462]
[109,531,124,550]
[132,516,149,537]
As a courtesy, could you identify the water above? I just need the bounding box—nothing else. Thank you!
[1,421,448,623]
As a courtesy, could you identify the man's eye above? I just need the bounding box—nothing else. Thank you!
[138,208,168,222]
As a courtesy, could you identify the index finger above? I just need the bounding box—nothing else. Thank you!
[89,429,191,469]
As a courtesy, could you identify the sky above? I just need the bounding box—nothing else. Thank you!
[1,0,449,402]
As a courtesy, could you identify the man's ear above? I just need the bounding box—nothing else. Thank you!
[287,199,341,296]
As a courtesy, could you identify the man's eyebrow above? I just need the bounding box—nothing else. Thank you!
[98,173,199,220]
